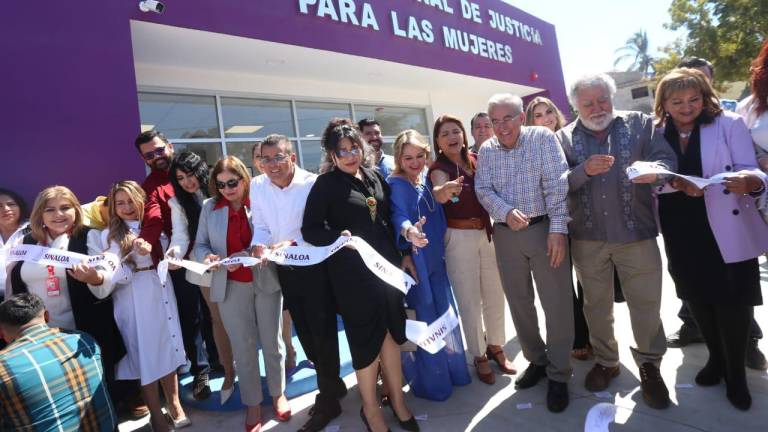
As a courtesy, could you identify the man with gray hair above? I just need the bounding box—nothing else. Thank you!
[556,73,676,409]
[476,93,574,413]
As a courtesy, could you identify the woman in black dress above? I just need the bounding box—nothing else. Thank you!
[302,124,418,432]
[654,68,768,410]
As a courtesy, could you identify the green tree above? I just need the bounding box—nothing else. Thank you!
[664,0,768,82]
[614,30,656,78]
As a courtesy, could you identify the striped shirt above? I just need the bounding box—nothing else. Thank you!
[0,324,116,432]
[475,126,570,234]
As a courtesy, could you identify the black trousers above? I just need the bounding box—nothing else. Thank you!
[688,301,752,393]
[678,301,762,339]
[277,263,344,408]
[169,268,210,376]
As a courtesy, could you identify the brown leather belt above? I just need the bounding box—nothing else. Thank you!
[496,215,547,229]
[446,217,485,230]
[134,265,157,272]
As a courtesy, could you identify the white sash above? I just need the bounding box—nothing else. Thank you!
[4,244,121,276]
[158,236,416,294]
[404,307,461,355]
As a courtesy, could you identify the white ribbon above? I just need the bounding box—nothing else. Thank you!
[4,244,121,276]
[158,236,416,294]
[404,307,460,355]
[626,161,733,189]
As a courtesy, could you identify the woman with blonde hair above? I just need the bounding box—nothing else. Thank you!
[6,185,126,408]
[525,96,566,132]
[388,129,470,401]
[86,180,188,431]
[193,156,288,431]
[654,68,768,410]
[428,115,515,385]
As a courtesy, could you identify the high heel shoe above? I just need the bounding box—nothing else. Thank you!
[388,404,420,432]
[273,397,291,422]
[474,356,495,385]
[486,345,517,374]
[360,406,391,432]
[220,386,234,406]
[244,421,262,432]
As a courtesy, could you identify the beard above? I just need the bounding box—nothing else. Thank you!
[580,110,616,132]
[151,156,171,171]
[368,139,383,152]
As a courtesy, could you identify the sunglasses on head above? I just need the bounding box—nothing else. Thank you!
[142,147,167,161]
[215,178,241,190]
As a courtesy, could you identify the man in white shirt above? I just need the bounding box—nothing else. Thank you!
[249,135,346,432]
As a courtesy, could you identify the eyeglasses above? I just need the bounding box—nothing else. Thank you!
[215,178,241,190]
[261,154,288,165]
[142,147,167,161]
[335,148,361,159]
[491,115,521,127]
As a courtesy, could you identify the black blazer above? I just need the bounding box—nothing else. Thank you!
[8,229,126,369]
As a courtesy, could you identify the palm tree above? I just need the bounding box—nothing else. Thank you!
[614,30,656,78]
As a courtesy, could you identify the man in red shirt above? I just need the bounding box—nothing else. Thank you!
[135,130,212,401]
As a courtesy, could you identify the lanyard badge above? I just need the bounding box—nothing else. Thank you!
[45,265,60,297]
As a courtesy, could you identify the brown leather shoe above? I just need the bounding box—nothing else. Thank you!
[584,363,620,392]
[639,363,670,409]
[486,345,517,374]
[474,356,495,385]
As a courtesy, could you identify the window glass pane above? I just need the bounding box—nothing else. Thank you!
[225,142,261,176]
[298,140,323,174]
[221,98,294,138]
[172,142,223,168]
[138,93,220,139]
[296,102,351,139]
[354,105,429,136]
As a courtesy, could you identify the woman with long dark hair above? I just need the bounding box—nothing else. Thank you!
[303,124,418,432]
[169,151,236,405]
[0,188,29,300]
[428,115,514,385]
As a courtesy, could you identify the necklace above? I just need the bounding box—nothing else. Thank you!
[346,170,378,223]
[411,178,436,217]
[679,130,692,140]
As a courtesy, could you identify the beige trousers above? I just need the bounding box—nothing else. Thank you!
[444,227,507,358]
[571,238,667,368]
[493,222,574,382]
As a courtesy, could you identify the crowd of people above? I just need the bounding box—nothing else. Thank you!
[2,39,768,432]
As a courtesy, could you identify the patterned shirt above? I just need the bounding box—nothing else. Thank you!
[556,111,676,243]
[475,126,570,234]
[0,324,116,432]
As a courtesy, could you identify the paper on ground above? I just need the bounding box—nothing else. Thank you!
[415,414,428,421]
[584,403,617,432]
[516,402,532,410]
[675,383,694,389]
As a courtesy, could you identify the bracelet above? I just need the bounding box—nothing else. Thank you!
[750,182,766,195]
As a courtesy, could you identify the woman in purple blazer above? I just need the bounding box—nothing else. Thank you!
[654,68,768,411]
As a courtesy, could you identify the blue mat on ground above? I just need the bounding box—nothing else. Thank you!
[179,315,353,411]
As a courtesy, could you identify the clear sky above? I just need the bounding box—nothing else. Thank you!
[504,0,683,87]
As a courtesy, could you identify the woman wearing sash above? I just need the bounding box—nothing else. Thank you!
[302,124,418,432]
[0,188,29,300]
[5,186,126,408]
[388,129,471,401]
[86,181,188,431]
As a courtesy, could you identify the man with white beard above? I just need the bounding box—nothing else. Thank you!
[556,73,677,410]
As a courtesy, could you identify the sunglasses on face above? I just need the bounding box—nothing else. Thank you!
[335,147,361,159]
[215,178,241,190]
[142,147,167,161]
